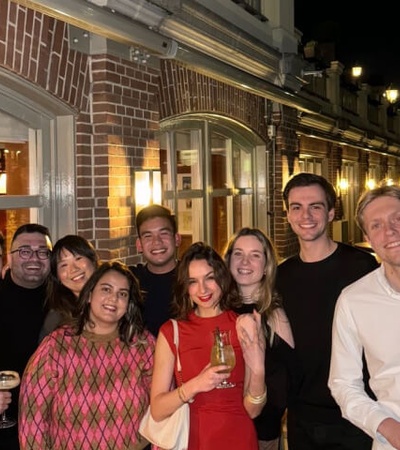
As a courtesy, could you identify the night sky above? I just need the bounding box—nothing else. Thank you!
[294,0,400,87]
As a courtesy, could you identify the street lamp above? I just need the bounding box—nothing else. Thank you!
[351,64,363,79]
[384,85,399,115]
[343,63,363,90]
[385,85,399,104]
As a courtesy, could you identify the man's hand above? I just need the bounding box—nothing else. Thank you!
[378,417,400,449]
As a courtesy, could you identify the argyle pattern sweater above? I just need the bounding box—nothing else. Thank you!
[18,328,155,450]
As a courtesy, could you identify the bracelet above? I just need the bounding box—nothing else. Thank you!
[178,384,194,404]
[246,387,267,405]
[177,386,186,403]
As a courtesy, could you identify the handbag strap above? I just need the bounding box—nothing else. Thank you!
[171,319,183,384]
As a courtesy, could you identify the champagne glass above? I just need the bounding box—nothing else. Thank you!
[210,328,236,388]
[0,371,20,429]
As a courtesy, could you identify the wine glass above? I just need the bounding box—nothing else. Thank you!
[0,371,20,429]
[210,328,236,388]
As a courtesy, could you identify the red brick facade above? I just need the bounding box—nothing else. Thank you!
[0,0,303,261]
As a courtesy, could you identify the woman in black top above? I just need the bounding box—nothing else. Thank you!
[224,227,296,450]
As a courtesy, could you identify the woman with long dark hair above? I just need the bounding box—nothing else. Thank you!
[20,261,154,450]
[150,242,266,450]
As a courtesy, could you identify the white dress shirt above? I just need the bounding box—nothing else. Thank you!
[329,265,400,450]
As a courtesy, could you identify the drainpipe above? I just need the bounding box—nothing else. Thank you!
[11,0,321,115]
[265,99,277,240]
[11,0,179,58]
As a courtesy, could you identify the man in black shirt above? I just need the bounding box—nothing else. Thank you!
[276,173,379,450]
[130,205,181,336]
[0,223,52,450]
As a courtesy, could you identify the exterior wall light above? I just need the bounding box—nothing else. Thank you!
[384,85,400,115]
[134,170,162,213]
[0,149,7,195]
[338,178,349,194]
[366,178,376,190]
[351,65,362,78]
[385,85,399,104]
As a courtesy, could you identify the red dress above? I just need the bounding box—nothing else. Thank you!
[160,310,258,450]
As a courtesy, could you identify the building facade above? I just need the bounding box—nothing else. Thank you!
[0,0,399,262]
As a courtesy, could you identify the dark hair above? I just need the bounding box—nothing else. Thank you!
[173,241,241,319]
[356,185,400,234]
[136,204,177,235]
[72,260,145,345]
[46,235,100,322]
[282,173,337,211]
[11,223,52,246]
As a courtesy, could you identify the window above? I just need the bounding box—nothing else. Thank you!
[160,114,267,255]
[0,71,76,249]
[298,157,323,175]
[339,161,358,244]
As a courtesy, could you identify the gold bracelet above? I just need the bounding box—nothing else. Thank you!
[177,386,186,403]
[246,387,267,405]
[179,383,194,404]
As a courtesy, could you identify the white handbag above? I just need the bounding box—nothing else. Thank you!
[139,319,189,450]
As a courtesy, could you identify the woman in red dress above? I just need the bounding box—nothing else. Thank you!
[150,242,266,450]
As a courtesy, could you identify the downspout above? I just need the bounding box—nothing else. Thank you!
[265,99,277,240]
[11,0,179,58]
[11,0,321,115]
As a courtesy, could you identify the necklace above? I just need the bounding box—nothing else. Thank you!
[241,294,257,305]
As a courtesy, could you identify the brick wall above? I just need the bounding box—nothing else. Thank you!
[158,60,298,258]
[78,55,160,262]
[0,1,90,111]
[0,0,160,263]
[274,106,300,260]
[159,60,268,138]
[0,0,301,261]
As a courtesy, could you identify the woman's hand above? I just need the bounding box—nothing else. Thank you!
[195,363,230,392]
[177,363,231,404]
[236,311,266,373]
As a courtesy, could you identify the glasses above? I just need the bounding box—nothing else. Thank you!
[10,247,51,260]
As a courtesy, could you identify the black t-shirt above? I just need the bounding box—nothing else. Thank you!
[276,243,379,422]
[130,263,176,337]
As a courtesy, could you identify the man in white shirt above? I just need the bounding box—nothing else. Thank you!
[329,185,400,450]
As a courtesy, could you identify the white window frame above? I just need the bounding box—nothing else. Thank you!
[0,68,76,240]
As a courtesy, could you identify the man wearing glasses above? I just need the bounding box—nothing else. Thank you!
[0,223,52,450]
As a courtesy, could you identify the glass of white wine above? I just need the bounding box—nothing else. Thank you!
[210,328,236,388]
[0,370,20,429]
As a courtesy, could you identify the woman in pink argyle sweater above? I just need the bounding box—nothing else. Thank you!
[19,260,155,450]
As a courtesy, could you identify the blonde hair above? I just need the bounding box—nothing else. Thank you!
[223,228,282,340]
[356,185,400,234]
